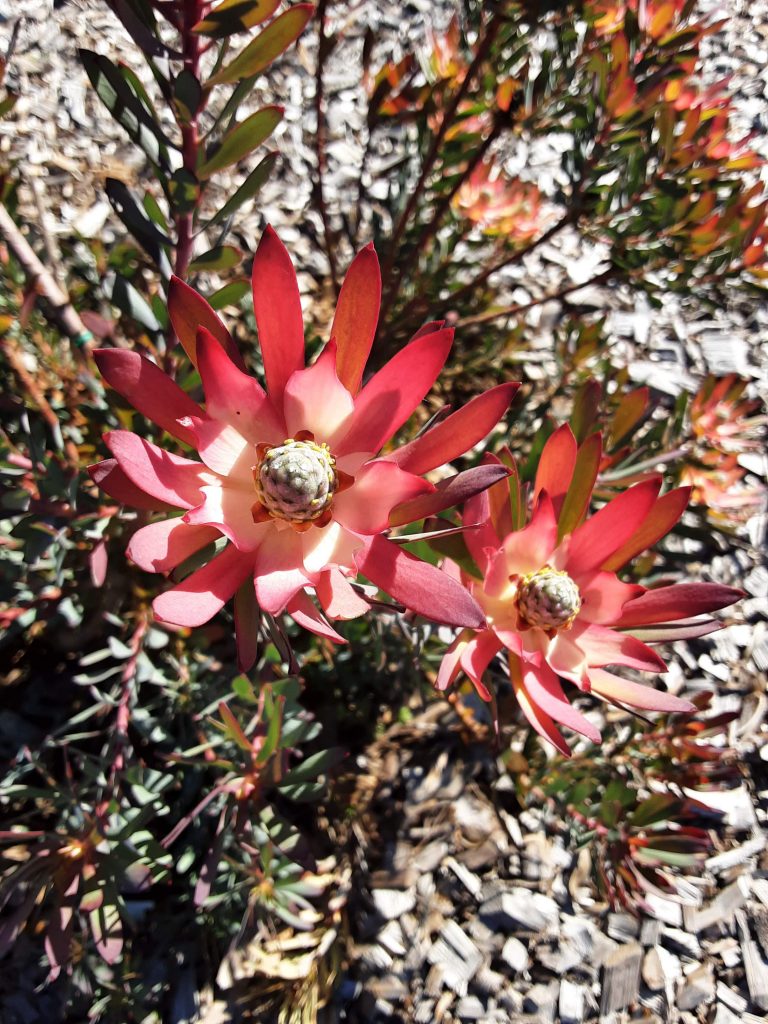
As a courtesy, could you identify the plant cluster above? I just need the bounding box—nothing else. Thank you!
[0,0,763,1019]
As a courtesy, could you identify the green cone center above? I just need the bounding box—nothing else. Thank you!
[256,439,337,523]
[516,567,581,631]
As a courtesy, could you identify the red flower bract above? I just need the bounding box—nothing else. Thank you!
[437,424,743,755]
[90,227,517,667]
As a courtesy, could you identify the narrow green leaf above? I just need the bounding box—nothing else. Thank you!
[189,245,242,273]
[109,275,161,332]
[232,674,258,704]
[104,0,179,59]
[194,0,282,38]
[198,105,282,179]
[281,748,342,786]
[634,846,699,868]
[173,68,202,123]
[105,178,172,274]
[570,380,602,443]
[217,701,252,751]
[278,781,325,802]
[203,151,278,228]
[254,695,284,765]
[143,191,170,232]
[629,794,684,829]
[557,432,602,540]
[205,5,314,87]
[427,531,482,579]
[497,446,523,530]
[79,49,171,170]
[208,278,250,309]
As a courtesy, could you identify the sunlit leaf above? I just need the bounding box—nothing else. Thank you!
[79,50,171,171]
[205,5,314,88]
[208,278,250,310]
[203,151,279,228]
[108,275,161,332]
[198,105,283,179]
[189,245,242,273]
[194,0,282,38]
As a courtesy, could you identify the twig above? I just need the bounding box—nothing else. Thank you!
[389,116,503,310]
[377,9,505,325]
[108,615,148,786]
[391,209,577,334]
[447,208,578,307]
[0,203,93,358]
[0,335,81,469]
[313,0,340,295]
[30,175,64,288]
[456,268,613,327]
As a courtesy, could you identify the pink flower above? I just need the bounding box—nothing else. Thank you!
[453,160,546,240]
[90,228,517,667]
[689,374,767,455]
[437,424,742,754]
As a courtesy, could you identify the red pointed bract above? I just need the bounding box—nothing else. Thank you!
[89,459,176,512]
[534,423,577,515]
[390,383,518,475]
[104,432,208,509]
[95,348,203,445]
[335,329,454,456]
[251,225,305,400]
[168,275,243,370]
[153,543,254,627]
[331,242,382,394]
[356,535,485,628]
[389,463,511,528]
[615,582,745,627]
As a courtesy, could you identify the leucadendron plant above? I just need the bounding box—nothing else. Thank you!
[0,0,760,1017]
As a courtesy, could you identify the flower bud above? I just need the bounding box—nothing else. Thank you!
[516,567,581,631]
[256,439,337,523]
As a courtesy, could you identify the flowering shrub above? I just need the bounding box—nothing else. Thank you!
[0,0,762,1017]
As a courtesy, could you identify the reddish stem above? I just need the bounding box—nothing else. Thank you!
[173,0,206,281]
[314,0,340,295]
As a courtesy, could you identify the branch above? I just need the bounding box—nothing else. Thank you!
[456,268,613,327]
[313,0,340,295]
[0,203,93,358]
[378,10,505,312]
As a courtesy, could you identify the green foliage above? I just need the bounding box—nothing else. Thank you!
[524,692,742,909]
[0,0,763,1017]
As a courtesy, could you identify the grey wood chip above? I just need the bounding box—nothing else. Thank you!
[426,921,483,997]
[445,856,482,898]
[500,936,530,973]
[741,937,768,1010]
[715,980,748,1013]
[677,964,716,1011]
[479,888,558,934]
[559,979,586,1024]
[599,941,643,1016]
[683,878,750,933]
